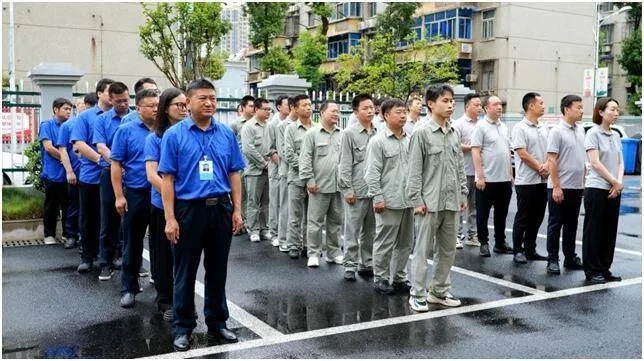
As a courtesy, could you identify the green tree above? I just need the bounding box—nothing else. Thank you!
[375,2,421,43]
[139,2,231,88]
[615,2,642,115]
[292,31,327,89]
[334,33,459,100]
[244,2,291,74]
[24,141,44,192]
[309,2,333,36]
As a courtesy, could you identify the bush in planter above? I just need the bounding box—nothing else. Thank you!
[2,186,44,220]
[24,140,44,192]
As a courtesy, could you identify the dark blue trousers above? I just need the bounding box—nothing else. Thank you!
[99,168,122,267]
[65,182,80,239]
[78,182,100,262]
[172,197,232,337]
[43,180,69,238]
[120,187,151,294]
[150,205,174,309]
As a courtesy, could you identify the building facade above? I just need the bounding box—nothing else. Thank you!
[220,4,250,60]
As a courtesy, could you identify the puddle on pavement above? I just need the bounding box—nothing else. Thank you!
[461,308,541,333]
[490,272,559,293]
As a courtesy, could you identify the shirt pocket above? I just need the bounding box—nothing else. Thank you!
[316,142,329,157]
[383,146,400,159]
[353,144,366,164]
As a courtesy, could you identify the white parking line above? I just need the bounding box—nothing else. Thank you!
[141,249,283,339]
[486,225,642,257]
[447,263,547,295]
[142,277,642,359]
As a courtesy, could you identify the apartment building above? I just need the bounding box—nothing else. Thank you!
[220,4,250,60]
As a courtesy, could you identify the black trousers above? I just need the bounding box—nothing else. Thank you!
[476,181,512,246]
[65,182,80,239]
[582,188,620,277]
[43,180,69,238]
[99,168,122,267]
[78,182,100,262]
[546,188,583,262]
[172,197,232,337]
[150,205,174,308]
[120,187,151,294]
[512,184,547,254]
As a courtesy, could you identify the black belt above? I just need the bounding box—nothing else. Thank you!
[179,195,230,206]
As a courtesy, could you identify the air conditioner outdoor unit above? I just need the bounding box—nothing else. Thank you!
[465,74,478,82]
[460,43,473,54]
[285,39,292,47]
[601,45,612,53]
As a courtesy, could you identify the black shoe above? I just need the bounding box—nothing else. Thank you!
[288,249,300,259]
[513,252,527,264]
[64,237,78,249]
[374,279,394,295]
[479,244,491,257]
[344,270,356,281]
[301,247,308,257]
[98,266,114,281]
[525,252,548,261]
[493,244,514,254]
[120,292,136,308]
[113,257,123,270]
[392,280,412,293]
[357,265,373,277]
[77,260,93,274]
[206,327,239,343]
[585,274,606,285]
[173,334,190,352]
[547,260,561,274]
[563,256,584,270]
[603,272,622,282]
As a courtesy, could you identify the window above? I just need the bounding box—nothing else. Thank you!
[367,2,377,18]
[599,2,614,12]
[249,55,260,72]
[412,17,422,41]
[458,18,472,39]
[327,33,361,59]
[482,9,494,39]
[421,8,472,41]
[332,2,361,20]
[308,11,315,27]
[600,23,613,44]
[481,61,495,90]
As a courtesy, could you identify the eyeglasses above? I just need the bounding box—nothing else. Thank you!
[170,102,187,110]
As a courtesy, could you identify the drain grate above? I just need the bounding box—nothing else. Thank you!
[2,239,63,247]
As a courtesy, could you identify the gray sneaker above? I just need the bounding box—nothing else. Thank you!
[409,296,429,312]
[428,292,461,307]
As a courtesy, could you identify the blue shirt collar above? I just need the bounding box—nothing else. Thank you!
[187,116,218,132]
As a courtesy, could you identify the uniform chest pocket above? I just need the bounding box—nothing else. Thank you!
[383,147,400,159]
[353,145,366,164]
[316,143,329,157]
[254,132,264,146]
[294,138,302,152]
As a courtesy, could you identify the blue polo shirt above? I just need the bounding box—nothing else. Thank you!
[93,107,130,168]
[110,116,153,190]
[70,105,107,184]
[158,117,245,200]
[38,118,65,182]
[120,110,139,125]
[55,116,80,175]
[144,132,163,209]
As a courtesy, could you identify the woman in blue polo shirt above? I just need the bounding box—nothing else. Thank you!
[144,87,187,321]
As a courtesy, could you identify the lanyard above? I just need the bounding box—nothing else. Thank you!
[190,124,216,160]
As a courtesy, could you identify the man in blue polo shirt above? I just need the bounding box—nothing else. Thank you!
[70,78,114,273]
[56,93,97,249]
[110,89,158,308]
[93,81,131,281]
[120,77,158,125]
[39,98,74,245]
[158,79,245,352]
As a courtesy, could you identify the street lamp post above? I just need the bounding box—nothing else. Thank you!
[592,3,632,106]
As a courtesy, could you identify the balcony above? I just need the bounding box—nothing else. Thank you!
[246,71,267,84]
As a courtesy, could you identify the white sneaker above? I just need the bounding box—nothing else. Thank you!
[408,296,429,312]
[271,238,280,247]
[250,233,261,242]
[44,236,57,245]
[331,255,344,264]
[261,231,273,241]
[455,238,464,249]
[307,256,319,267]
[464,235,481,247]
[427,292,461,307]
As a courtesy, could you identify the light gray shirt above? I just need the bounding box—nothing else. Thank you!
[547,120,586,189]
[403,114,422,136]
[512,118,548,185]
[338,121,378,198]
[284,119,312,187]
[267,115,284,179]
[364,127,411,209]
[230,115,251,149]
[406,119,468,212]
[299,125,342,193]
[453,114,478,176]
[470,117,512,182]
[240,117,270,176]
[584,124,623,190]
[276,117,294,178]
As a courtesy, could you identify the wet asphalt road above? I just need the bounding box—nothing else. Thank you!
[2,176,641,359]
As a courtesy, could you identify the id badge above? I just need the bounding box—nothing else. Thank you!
[199,157,214,181]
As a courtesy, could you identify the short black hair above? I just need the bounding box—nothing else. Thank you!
[380,98,406,121]
[95,78,114,95]
[374,97,385,107]
[156,88,186,137]
[133,77,157,94]
[351,93,373,111]
[136,88,159,105]
[293,94,310,107]
[186,78,215,96]
[425,84,454,103]
[108,82,129,96]
[240,95,255,108]
[319,101,336,113]
[83,92,98,107]
[522,92,541,112]
[463,93,480,108]
[275,95,289,110]
[560,94,582,115]
[254,98,270,109]
[52,97,73,110]
[288,96,296,109]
